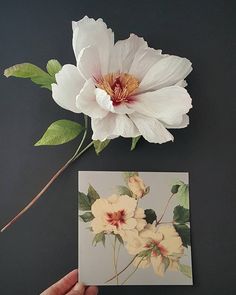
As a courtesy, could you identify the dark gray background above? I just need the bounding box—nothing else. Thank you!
[0,0,235,294]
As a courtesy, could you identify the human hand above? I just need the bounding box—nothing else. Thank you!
[40,269,98,295]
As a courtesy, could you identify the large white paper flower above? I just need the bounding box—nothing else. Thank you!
[90,194,146,238]
[125,224,184,276]
[52,16,192,143]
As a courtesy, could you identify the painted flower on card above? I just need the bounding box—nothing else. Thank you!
[91,194,146,238]
[125,224,184,276]
[52,16,192,144]
[128,175,147,199]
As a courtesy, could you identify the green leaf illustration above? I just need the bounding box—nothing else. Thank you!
[93,139,110,155]
[162,257,170,272]
[116,185,132,197]
[179,264,192,278]
[80,212,94,222]
[177,184,189,209]
[79,192,91,211]
[174,224,191,248]
[4,63,55,90]
[35,119,84,146]
[173,205,189,224]
[87,184,100,205]
[144,209,157,224]
[46,59,62,77]
[115,234,124,245]
[92,231,106,246]
[131,136,141,151]
[171,184,181,194]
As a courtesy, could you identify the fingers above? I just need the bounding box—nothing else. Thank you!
[85,286,98,295]
[66,283,85,295]
[40,269,78,295]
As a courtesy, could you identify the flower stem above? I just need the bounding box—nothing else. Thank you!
[121,257,144,285]
[1,117,94,233]
[155,193,175,226]
[112,235,119,285]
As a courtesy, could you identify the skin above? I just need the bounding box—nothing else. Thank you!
[40,269,98,295]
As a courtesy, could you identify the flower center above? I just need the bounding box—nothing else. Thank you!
[145,240,168,257]
[106,209,126,228]
[96,73,139,106]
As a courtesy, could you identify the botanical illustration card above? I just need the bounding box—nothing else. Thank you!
[78,171,193,285]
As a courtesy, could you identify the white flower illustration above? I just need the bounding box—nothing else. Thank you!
[52,16,192,144]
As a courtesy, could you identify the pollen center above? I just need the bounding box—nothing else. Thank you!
[106,209,126,228]
[96,73,139,106]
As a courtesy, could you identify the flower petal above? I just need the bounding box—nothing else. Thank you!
[52,64,85,113]
[164,114,189,129]
[109,34,147,73]
[77,45,101,80]
[139,55,192,92]
[129,113,174,144]
[151,255,166,276]
[132,86,192,126]
[76,79,108,119]
[72,16,114,74]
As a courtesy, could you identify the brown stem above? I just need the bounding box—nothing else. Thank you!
[104,255,137,284]
[155,193,175,226]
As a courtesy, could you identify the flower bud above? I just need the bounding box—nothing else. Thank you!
[128,175,148,199]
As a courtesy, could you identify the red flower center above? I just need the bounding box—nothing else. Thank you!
[106,209,126,228]
[145,240,168,257]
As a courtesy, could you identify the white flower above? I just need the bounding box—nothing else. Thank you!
[52,16,192,143]
[125,224,184,276]
[90,194,146,238]
[128,175,147,199]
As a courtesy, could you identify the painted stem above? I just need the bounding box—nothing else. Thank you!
[1,116,94,233]
[112,236,119,285]
[121,257,144,285]
[155,193,175,226]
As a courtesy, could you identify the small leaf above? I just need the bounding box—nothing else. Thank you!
[174,224,191,248]
[116,185,132,197]
[35,119,84,146]
[80,212,94,222]
[171,184,180,194]
[177,184,189,209]
[179,264,192,278]
[87,184,100,205]
[173,205,189,224]
[115,234,124,245]
[162,257,170,272]
[92,231,106,246]
[144,209,157,224]
[46,59,62,77]
[79,192,91,211]
[4,63,55,90]
[131,136,141,151]
[93,139,110,155]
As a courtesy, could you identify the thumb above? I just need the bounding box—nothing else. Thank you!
[66,283,85,295]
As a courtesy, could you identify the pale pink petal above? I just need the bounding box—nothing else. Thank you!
[132,86,192,126]
[151,255,166,276]
[129,113,174,144]
[164,114,189,129]
[52,64,85,113]
[139,55,192,92]
[72,16,114,74]
[109,34,147,73]
[76,79,108,119]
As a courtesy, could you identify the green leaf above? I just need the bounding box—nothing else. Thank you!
[179,264,192,278]
[115,234,124,245]
[79,192,91,211]
[144,209,157,224]
[174,224,191,248]
[4,63,55,90]
[116,185,132,197]
[34,119,84,146]
[87,184,100,205]
[137,249,152,258]
[46,59,62,77]
[80,212,94,222]
[173,205,189,224]
[93,139,110,155]
[162,257,170,272]
[171,184,181,194]
[92,231,106,246]
[131,136,141,151]
[177,184,189,209]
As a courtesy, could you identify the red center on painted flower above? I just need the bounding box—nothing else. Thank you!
[96,73,139,106]
[106,209,126,228]
[145,239,168,257]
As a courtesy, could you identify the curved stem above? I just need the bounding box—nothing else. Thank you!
[112,236,119,285]
[155,193,175,226]
[104,255,137,284]
[121,257,144,285]
[1,117,93,233]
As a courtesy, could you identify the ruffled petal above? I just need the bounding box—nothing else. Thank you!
[131,86,192,126]
[164,114,189,129]
[76,79,108,119]
[139,55,192,92]
[129,113,174,144]
[72,16,114,74]
[109,34,147,73]
[52,64,85,113]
